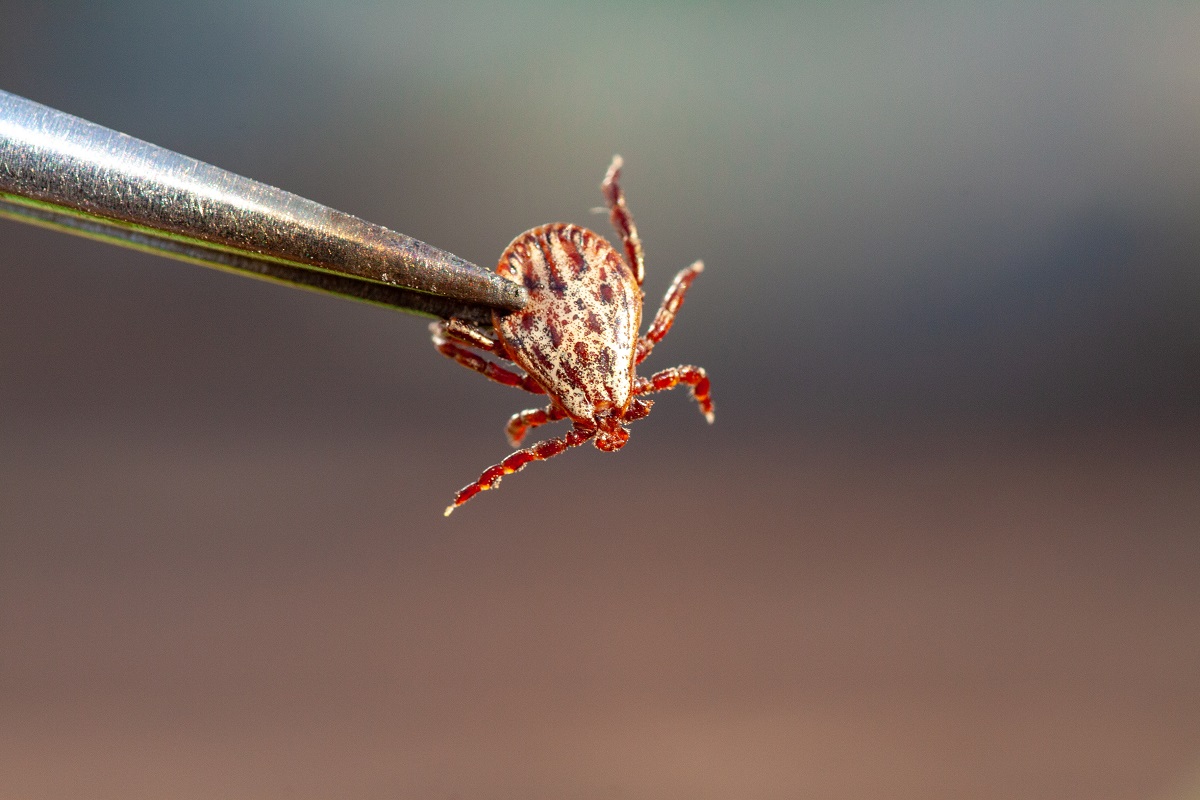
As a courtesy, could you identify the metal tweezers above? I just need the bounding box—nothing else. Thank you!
[0,90,526,328]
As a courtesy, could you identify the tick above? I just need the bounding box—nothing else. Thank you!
[433,156,713,515]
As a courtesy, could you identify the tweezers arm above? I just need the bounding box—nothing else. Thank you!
[0,90,526,322]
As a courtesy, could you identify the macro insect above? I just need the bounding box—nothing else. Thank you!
[433,156,713,515]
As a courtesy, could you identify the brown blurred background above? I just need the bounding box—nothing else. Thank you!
[2,3,1199,798]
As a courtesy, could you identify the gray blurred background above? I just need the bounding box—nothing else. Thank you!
[2,3,1199,798]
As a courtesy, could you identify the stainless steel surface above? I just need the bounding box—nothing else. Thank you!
[0,90,526,320]
[0,194,500,327]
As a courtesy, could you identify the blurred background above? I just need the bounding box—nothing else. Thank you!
[2,2,1199,798]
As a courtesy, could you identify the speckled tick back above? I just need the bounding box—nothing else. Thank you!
[433,156,713,514]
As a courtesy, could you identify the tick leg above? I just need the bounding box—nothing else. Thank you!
[431,321,546,395]
[506,404,568,447]
[601,155,646,286]
[434,318,505,354]
[445,425,596,515]
[623,398,652,423]
[635,365,714,423]
[635,260,704,364]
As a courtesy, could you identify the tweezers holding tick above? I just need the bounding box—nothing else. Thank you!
[0,90,527,328]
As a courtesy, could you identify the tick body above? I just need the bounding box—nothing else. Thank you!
[434,156,713,514]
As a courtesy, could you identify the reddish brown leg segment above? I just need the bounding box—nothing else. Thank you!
[434,318,506,354]
[445,425,596,515]
[635,365,714,423]
[601,155,645,286]
[506,404,568,447]
[431,324,546,395]
[636,260,704,364]
[623,398,653,422]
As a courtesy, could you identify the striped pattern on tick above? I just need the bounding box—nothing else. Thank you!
[496,223,640,422]
[433,156,713,515]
